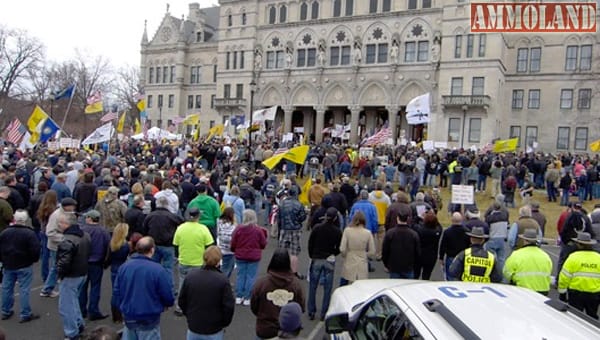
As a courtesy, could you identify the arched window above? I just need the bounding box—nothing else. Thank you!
[227,14,232,27]
[300,2,308,21]
[333,0,341,17]
[268,6,276,24]
[311,1,320,19]
[382,0,391,12]
[242,12,247,25]
[279,5,287,23]
[346,0,354,15]
[369,0,378,13]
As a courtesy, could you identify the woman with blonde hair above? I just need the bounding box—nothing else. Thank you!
[108,223,130,323]
[127,182,144,207]
[339,211,375,286]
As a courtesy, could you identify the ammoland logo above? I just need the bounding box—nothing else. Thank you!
[471,2,596,33]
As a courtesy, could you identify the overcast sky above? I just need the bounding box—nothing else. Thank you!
[1,0,217,67]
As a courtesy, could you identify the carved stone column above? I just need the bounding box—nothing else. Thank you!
[282,105,293,135]
[315,106,326,143]
[349,105,361,145]
[386,105,399,145]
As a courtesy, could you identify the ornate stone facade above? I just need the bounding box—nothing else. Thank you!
[140,1,599,152]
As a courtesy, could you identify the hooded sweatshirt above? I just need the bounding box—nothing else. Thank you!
[368,191,391,225]
[250,270,305,339]
[187,193,221,229]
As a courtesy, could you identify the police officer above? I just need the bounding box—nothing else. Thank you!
[448,227,502,283]
[503,228,553,295]
[558,232,600,319]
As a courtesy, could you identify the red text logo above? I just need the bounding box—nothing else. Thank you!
[471,2,597,33]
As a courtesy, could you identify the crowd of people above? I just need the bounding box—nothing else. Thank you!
[0,139,598,339]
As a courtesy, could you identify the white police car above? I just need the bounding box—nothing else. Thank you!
[325,280,600,339]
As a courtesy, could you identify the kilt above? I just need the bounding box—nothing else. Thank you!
[279,229,302,256]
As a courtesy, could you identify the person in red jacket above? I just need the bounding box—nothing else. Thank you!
[230,209,267,306]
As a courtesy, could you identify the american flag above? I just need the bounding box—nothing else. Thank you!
[362,127,391,146]
[273,147,289,156]
[6,118,27,145]
[133,91,145,102]
[87,91,102,105]
[100,111,118,122]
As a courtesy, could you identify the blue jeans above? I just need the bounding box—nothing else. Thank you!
[110,266,119,308]
[153,246,175,294]
[477,175,487,191]
[444,257,457,281]
[221,254,235,279]
[485,238,506,269]
[39,232,49,282]
[389,271,414,279]
[546,181,557,201]
[2,266,33,319]
[178,264,198,294]
[41,250,57,294]
[79,263,104,317]
[187,329,224,340]
[123,324,161,340]
[308,259,334,317]
[59,276,86,338]
[560,188,570,206]
[235,260,259,299]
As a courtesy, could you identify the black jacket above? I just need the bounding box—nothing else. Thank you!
[143,208,184,246]
[57,224,91,278]
[125,206,146,236]
[382,224,421,273]
[28,192,44,232]
[448,244,503,283]
[323,191,348,216]
[7,186,25,211]
[178,266,234,335]
[0,224,40,270]
[417,224,443,262]
[73,182,98,213]
[439,224,470,260]
[340,183,357,207]
[308,221,342,259]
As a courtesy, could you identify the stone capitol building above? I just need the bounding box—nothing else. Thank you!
[140,0,599,152]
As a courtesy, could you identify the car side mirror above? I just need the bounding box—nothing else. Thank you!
[325,313,350,334]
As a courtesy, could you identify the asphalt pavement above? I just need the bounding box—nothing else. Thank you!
[0,226,566,340]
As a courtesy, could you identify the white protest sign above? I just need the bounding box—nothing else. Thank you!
[47,141,58,150]
[282,132,294,143]
[434,141,448,149]
[71,139,81,148]
[423,140,434,151]
[59,138,72,149]
[451,185,474,205]
[293,127,304,133]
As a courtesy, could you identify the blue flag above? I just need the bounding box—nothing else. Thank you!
[39,118,60,143]
[53,84,75,100]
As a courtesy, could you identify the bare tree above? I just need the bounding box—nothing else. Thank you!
[113,65,141,126]
[0,25,45,99]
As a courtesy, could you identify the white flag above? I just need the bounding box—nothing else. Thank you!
[82,122,114,145]
[18,131,35,151]
[406,93,431,125]
[252,106,277,122]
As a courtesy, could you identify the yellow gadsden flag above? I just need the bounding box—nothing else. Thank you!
[27,105,49,143]
[182,114,200,125]
[262,145,310,170]
[116,112,126,133]
[493,137,519,153]
[205,124,224,142]
[590,139,600,152]
[134,118,142,134]
[298,177,312,206]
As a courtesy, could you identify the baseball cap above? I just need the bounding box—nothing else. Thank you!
[60,198,77,207]
[84,210,101,220]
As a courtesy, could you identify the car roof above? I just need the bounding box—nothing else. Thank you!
[328,280,600,339]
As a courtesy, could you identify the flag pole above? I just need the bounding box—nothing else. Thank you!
[60,83,77,138]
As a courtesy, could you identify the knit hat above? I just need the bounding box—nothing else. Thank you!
[60,197,77,208]
[279,302,302,333]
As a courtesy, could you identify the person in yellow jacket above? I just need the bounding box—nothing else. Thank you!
[558,232,600,319]
[503,228,553,295]
[448,227,503,283]
[368,182,391,261]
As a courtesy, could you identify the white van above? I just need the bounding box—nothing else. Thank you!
[325,280,600,339]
